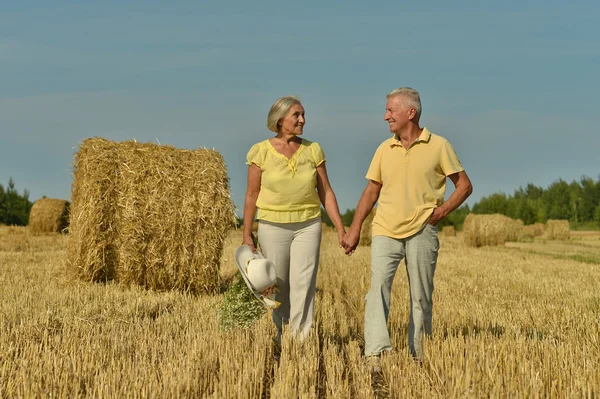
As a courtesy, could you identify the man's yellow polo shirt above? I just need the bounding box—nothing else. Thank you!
[246,138,324,223]
[366,127,464,239]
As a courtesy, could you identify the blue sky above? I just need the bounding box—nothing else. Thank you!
[1,1,599,215]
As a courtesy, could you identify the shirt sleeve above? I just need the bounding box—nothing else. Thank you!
[246,143,264,167]
[440,140,464,176]
[311,142,326,166]
[365,144,384,183]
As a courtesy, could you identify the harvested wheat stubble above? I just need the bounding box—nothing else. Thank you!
[463,213,525,247]
[67,137,236,294]
[359,208,377,246]
[28,198,70,234]
[442,225,456,237]
[546,219,570,240]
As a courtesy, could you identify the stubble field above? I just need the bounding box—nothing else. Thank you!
[0,225,599,398]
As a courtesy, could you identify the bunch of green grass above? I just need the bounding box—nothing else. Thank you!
[218,274,266,331]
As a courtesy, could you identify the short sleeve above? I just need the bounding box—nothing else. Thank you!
[246,143,264,167]
[311,142,325,166]
[365,144,384,183]
[440,141,464,176]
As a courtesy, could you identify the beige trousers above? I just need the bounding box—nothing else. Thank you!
[257,217,322,340]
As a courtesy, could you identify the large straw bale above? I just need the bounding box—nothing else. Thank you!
[523,223,544,240]
[442,225,456,237]
[505,218,525,242]
[463,214,525,246]
[463,214,506,247]
[28,198,70,234]
[531,223,545,236]
[359,208,377,246]
[67,138,236,294]
[546,219,570,240]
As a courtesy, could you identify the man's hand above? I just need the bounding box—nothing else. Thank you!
[428,206,449,225]
[342,229,360,256]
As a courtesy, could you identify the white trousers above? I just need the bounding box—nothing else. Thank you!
[258,217,321,340]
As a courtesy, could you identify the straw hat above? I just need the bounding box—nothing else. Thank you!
[234,245,280,308]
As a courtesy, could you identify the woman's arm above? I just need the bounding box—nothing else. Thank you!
[316,163,345,247]
[242,164,262,252]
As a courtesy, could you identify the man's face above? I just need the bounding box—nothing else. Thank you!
[384,96,413,134]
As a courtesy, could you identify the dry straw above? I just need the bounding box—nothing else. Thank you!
[67,138,236,294]
[463,214,525,247]
[28,198,70,234]
[546,219,570,240]
[359,208,377,246]
[442,225,456,237]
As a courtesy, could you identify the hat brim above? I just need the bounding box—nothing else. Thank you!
[234,245,279,308]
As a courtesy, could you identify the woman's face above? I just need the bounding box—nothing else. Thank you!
[279,104,305,136]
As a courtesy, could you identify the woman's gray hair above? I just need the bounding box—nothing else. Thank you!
[267,96,302,133]
[387,87,421,121]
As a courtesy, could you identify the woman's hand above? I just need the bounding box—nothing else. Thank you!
[242,235,257,253]
[336,227,346,249]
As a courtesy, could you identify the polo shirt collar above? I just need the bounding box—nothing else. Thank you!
[390,127,431,147]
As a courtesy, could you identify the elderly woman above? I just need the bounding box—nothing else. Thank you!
[242,95,345,340]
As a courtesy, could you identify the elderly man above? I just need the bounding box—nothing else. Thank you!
[343,87,472,368]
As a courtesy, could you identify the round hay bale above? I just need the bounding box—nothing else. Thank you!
[463,214,508,247]
[442,225,456,237]
[359,208,377,246]
[546,219,570,240]
[521,225,536,241]
[28,198,70,234]
[505,218,524,242]
[531,223,545,237]
[67,138,236,294]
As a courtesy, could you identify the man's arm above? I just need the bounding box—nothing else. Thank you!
[343,180,382,255]
[428,171,473,225]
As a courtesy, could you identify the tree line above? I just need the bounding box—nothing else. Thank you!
[0,178,34,226]
[323,175,600,230]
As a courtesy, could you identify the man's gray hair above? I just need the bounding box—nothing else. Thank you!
[387,87,421,120]
[267,96,302,133]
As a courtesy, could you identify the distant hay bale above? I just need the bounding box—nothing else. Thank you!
[463,214,505,247]
[505,218,524,242]
[67,138,236,294]
[531,223,545,237]
[523,223,544,240]
[442,226,456,237]
[546,219,570,240]
[359,208,377,246]
[522,225,536,241]
[464,214,525,247]
[28,198,70,234]
[252,221,259,233]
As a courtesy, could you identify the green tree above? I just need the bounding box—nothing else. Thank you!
[0,183,5,224]
[472,193,509,215]
[341,208,355,227]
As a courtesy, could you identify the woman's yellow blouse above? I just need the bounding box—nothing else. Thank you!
[246,139,325,223]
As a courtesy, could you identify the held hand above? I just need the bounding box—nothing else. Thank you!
[336,227,346,249]
[428,207,448,225]
[342,229,359,256]
[242,235,257,253]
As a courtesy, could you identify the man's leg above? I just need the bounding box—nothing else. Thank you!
[364,235,404,356]
[405,224,439,360]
